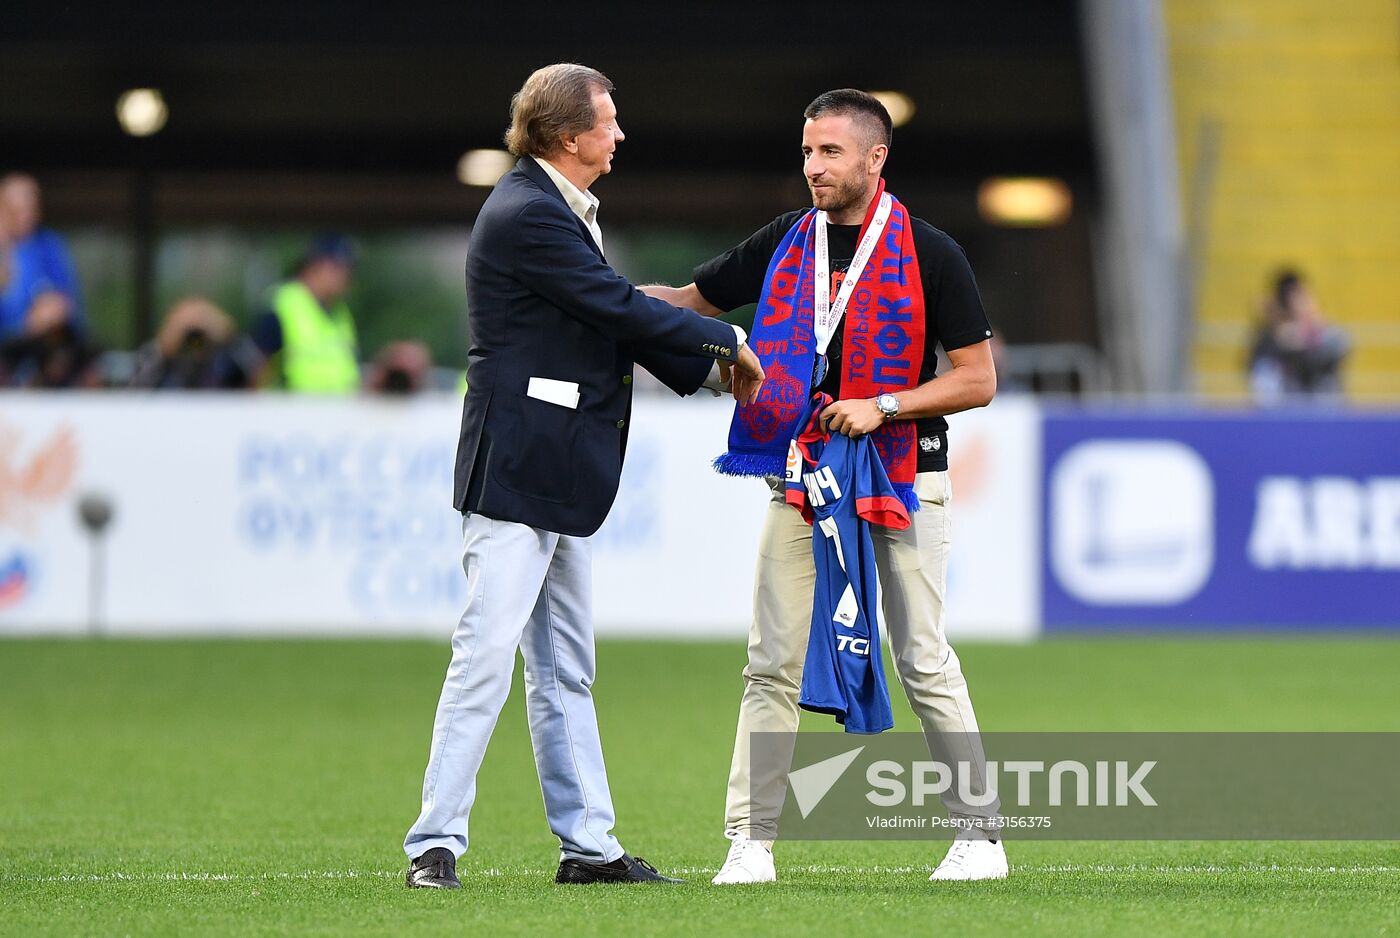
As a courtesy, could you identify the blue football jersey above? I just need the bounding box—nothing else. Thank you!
[786,394,910,734]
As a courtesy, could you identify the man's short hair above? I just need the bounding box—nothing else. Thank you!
[505,64,615,158]
[803,89,893,150]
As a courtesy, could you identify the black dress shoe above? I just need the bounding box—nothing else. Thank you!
[406,847,461,889]
[556,852,682,884]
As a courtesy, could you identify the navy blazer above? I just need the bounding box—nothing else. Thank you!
[454,157,740,537]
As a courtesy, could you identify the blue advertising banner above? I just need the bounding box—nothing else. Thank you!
[1042,408,1400,629]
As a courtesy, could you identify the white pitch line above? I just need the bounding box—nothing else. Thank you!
[4,864,1396,884]
[1019,864,1400,875]
[7,870,402,884]
[701,864,1399,876]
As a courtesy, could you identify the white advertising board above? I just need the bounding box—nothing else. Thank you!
[941,395,1041,641]
[0,392,1041,640]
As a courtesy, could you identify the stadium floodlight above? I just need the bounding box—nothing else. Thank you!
[977,177,1073,227]
[116,88,168,137]
[868,91,915,128]
[457,149,515,187]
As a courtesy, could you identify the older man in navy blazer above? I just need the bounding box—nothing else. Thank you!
[404,63,764,889]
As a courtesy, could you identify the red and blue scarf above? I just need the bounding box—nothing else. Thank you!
[714,183,926,512]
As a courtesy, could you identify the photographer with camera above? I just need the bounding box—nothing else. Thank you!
[128,296,262,390]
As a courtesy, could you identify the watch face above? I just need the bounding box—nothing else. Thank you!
[878,393,899,415]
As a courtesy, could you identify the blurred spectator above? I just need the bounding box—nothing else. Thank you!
[1247,269,1350,402]
[0,174,84,340]
[128,296,263,390]
[0,197,9,293]
[0,290,102,388]
[251,233,361,393]
[365,340,433,394]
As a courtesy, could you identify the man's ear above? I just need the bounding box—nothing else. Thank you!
[560,135,580,156]
[868,144,889,175]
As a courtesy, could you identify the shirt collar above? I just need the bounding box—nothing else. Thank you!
[532,156,599,225]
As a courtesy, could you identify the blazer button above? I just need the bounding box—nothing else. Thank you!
[622,375,632,384]
[615,419,626,429]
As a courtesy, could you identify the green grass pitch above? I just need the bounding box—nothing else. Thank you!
[2,636,1398,936]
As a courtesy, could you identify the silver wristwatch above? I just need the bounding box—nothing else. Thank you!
[876,392,901,420]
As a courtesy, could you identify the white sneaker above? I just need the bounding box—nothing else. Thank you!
[929,836,1008,881]
[711,830,776,885]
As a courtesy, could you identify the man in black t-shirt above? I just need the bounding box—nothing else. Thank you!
[643,89,1006,884]
[693,205,993,471]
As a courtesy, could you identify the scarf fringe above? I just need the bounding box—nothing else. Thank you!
[895,484,921,514]
[713,452,787,478]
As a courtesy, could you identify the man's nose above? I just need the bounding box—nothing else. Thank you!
[615,124,625,143]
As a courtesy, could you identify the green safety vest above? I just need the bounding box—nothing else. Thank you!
[271,281,360,393]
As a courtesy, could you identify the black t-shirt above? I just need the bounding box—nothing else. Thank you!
[694,210,992,472]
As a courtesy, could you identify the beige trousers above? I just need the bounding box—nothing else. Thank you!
[724,470,998,841]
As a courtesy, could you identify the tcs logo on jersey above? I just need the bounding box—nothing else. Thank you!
[835,634,870,656]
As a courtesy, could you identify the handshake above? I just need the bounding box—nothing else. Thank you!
[715,349,767,405]
[640,282,766,404]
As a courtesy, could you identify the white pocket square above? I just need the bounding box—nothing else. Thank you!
[527,377,580,409]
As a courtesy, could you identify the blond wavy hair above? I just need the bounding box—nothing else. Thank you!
[504,64,614,158]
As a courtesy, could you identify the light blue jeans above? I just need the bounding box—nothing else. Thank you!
[404,513,623,864]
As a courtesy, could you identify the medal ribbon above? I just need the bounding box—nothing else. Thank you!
[813,187,892,356]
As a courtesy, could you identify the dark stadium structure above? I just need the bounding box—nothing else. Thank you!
[2,0,1097,357]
